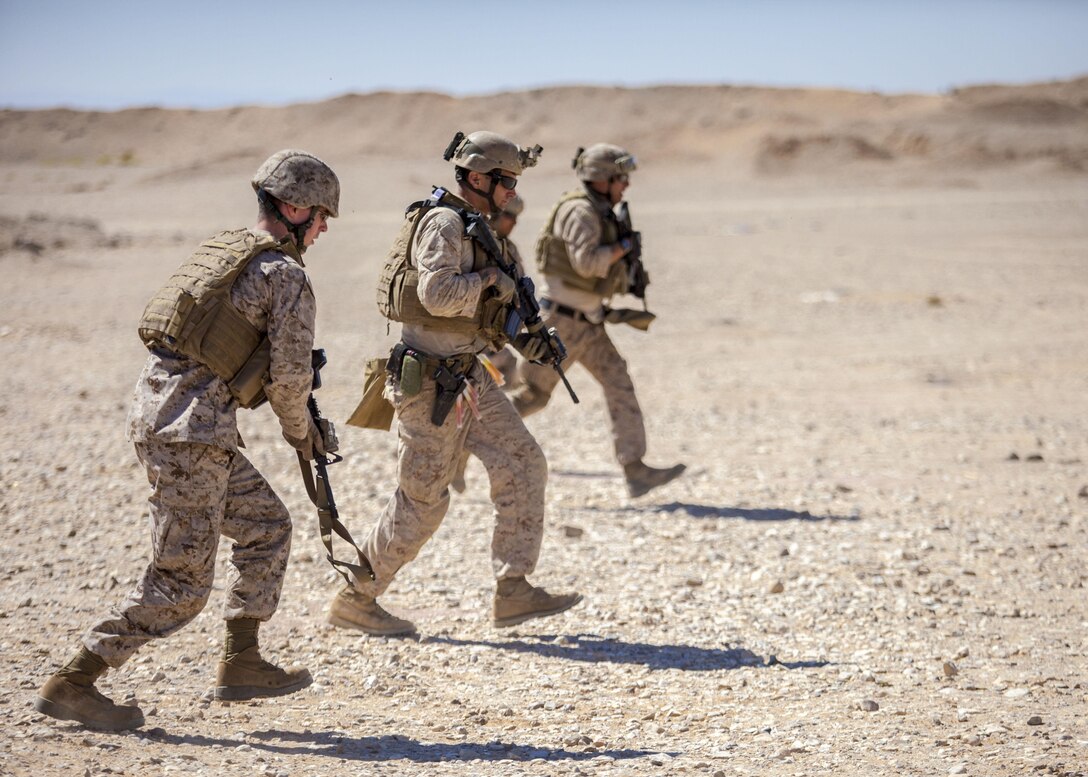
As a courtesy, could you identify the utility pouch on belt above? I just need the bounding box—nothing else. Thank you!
[346,357,395,431]
[431,365,464,426]
[400,353,422,397]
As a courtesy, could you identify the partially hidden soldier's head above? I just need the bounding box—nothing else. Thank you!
[573,143,636,206]
[252,150,340,253]
[443,131,541,215]
[490,193,524,239]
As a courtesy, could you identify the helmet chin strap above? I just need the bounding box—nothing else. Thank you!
[258,189,314,254]
[463,172,501,214]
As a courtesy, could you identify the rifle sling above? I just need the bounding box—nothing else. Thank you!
[296,451,376,585]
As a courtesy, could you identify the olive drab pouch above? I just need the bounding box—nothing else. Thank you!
[346,357,395,431]
[399,353,422,397]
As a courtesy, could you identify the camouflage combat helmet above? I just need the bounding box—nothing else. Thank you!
[251,149,339,253]
[443,131,541,213]
[252,150,340,218]
[443,131,542,175]
[573,143,637,182]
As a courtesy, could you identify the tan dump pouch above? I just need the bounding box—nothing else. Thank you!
[227,338,271,409]
[604,307,656,331]
[346,357,395,431]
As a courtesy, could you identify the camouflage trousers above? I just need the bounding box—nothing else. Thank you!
[512,312,647,466]
[356,359,547,598]
[85,439,292,667]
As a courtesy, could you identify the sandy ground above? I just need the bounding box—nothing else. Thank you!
[1,81,1087,776]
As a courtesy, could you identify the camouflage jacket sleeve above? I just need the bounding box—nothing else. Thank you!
[504,237,526,277]
[556,199,615,279]
[414,208,484,318]
[233,250,316,441]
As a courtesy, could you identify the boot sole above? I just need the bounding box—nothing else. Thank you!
[493,594,584,628]
[326,613,417,637]
[33,695,144,730]
[214,672,313,702]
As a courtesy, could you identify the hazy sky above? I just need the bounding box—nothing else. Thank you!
[2,0,1086,110]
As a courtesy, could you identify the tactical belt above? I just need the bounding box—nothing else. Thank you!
[389,342,477,379]
[541,298,592,324]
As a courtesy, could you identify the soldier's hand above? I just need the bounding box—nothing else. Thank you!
[285,418,324,460]
[483,268,517,304]
[512,333,549,362]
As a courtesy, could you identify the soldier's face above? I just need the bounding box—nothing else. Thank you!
[607,174,629,205]
[302,208,330,247]
[493,169,518,211]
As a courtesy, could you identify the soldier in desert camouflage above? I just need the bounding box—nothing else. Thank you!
[33,150,340,731]
[510,144,686,497]
[327,132,582,636]
[450,193,526,494]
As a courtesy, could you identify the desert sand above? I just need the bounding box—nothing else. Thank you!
[1,79,1087,776]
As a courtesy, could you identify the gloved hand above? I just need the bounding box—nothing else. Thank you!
[512,333,549,362]
[284,418,326,461]
[487,269,517,305]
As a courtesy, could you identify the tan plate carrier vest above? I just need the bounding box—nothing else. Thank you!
[137,229,297,409]
[376,190,514,351]
[536,189,628,298]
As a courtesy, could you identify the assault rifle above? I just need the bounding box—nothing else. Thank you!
[615,201,649,306]
[463,213,579,405]
[297,348,375,585]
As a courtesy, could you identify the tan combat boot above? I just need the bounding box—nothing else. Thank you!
[34,647,144,730]
[326,585,417,636]
[624,460,687,498]
[214,618,312,701]
[493,576,583,628]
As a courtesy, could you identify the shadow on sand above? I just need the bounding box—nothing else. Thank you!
[585,501,860,522]
[137,728,661,764]
[428,633,829,672]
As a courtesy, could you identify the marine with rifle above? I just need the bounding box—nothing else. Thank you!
[33,150,341,730]
[510,143,686,497]
[327,131,582,636]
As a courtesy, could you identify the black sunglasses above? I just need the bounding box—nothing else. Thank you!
[489,171,518,190]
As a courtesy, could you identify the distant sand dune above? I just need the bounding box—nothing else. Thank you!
[2,77,1086,178]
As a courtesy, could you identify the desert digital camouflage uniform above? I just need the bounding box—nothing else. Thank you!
[513,195,646,466]
[355,206,547,597]
[86,238,315,665]
[509,143,684,498]
[34,149,338,732]
[330,132,580,635]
